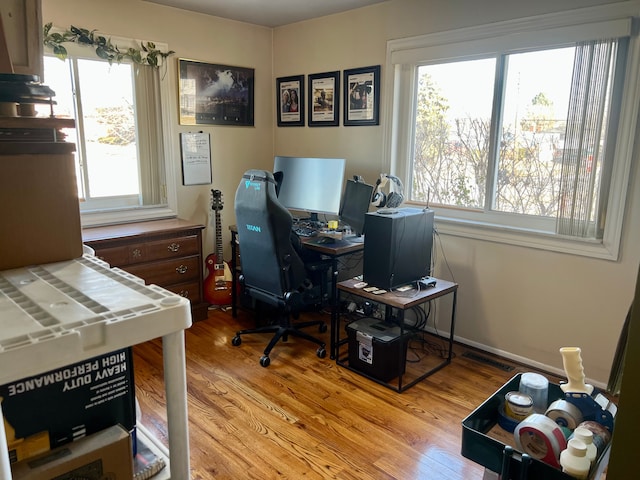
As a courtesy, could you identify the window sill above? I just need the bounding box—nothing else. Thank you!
[80,206,177,228]
[433,214,617,261]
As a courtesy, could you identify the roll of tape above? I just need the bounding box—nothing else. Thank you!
[545,399,583,429]
[514,414,567,468]
[577,420,612,458]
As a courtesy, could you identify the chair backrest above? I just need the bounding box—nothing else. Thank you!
[234,169,307,298]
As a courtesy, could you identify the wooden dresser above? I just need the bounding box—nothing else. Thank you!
[82,218,208,321]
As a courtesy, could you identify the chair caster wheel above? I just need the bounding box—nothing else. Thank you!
[316,346,326,359]
[232,335,241,346]
[319,323,327,333]
[260,355,270,367]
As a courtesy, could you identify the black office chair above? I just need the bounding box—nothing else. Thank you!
[231,169,330,367]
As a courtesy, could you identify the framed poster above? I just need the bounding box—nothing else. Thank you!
[276,75,305,126]
[344,65,380,126]
[308,71,340,127]
[178,58,254,126]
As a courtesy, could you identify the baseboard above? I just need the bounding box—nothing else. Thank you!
[419,325,607,390]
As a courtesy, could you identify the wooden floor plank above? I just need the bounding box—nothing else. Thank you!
[133,307,558,479]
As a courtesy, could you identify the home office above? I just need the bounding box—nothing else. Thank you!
[2,0,640,478]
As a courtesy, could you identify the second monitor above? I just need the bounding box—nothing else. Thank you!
[339,178,374,241]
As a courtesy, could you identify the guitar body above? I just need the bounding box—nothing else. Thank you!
[203,253,232,306]
[203,189,233,306]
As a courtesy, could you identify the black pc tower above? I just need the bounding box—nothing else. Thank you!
[363,207,434,290]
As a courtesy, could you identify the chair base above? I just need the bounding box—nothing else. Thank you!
[232,319,327,367]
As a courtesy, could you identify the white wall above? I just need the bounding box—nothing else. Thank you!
[44,0,640,384]
[43,0,275,258]
[273,0,640,384]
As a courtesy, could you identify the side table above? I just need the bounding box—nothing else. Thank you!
[335,277,458,392]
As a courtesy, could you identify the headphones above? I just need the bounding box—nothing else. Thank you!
[371,173,404,208]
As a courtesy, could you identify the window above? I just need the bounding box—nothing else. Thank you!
[39,37,177,225]
[386,4,639,259]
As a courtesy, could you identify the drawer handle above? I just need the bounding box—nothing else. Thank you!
[168,242,181,252]
[179,290,189,297]
[176,264,188,274]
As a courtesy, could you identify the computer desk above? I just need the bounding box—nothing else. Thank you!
[229,225,364,359]
[301,237,365,358]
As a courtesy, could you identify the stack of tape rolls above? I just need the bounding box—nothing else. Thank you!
[545,399,584,429]
[514,413,567,468]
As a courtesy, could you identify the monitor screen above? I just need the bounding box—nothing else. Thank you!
[273,156,346,217]
[339,179,374,237]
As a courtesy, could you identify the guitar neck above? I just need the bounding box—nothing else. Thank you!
[215,211,223,261]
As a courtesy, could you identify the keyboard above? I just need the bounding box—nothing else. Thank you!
[292,225,318,237]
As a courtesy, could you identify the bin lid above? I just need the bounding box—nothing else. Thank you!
[346,318,405,343]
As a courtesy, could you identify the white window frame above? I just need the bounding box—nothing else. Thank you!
[383,2,640,260]
[44,32,178,227]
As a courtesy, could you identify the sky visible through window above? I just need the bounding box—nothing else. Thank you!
[40,56,140,201]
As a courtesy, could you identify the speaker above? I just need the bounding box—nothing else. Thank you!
[371,174,404,208]
[363,207,434,290]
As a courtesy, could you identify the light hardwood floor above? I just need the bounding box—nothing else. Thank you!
[133,307,559,479]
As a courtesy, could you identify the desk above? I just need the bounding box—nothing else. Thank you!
[229,226,363,358]
[336,277,458,392]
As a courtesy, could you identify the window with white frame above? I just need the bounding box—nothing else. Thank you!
[385,3,639,260]
[39,36,176,226]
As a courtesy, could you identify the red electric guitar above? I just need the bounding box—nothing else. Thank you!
[203,189,233,306]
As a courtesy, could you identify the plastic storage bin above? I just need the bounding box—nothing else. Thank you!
[346,317,411,382]
[0,254,193,480]
[461,373,611,480]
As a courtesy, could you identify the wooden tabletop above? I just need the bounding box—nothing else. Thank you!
[301,236,364,256]
[338,277,458,309]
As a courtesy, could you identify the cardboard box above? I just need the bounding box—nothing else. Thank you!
[10,424,134,480]
[1,348,136,464]
[0,149,83,270]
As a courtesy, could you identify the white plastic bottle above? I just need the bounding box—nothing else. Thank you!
[571,426,597,465]
[560,438,591,479]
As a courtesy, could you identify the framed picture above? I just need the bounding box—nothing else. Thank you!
[178,58,254,126]
[308,71,340,127]
[276,75,305,126]
[343,65,380,126]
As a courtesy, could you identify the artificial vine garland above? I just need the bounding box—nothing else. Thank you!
[43,23,174,67]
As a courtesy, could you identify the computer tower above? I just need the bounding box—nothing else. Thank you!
[363,207,434,290]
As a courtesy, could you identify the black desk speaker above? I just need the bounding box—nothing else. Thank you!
[363,207,434,290]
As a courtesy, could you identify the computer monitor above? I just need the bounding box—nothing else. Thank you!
[339,179,374,240]
[273,156,346,222]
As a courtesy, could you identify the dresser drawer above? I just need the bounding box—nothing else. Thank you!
[93,245,129,266]
[128,235,200,265]
[125,255,200,286]
[165,280,202,304]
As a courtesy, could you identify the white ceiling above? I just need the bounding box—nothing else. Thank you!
[143,0,388,28]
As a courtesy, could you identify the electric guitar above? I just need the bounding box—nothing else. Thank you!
[203,189,233,306]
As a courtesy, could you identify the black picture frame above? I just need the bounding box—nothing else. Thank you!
[343,65,380,126]
[178,58,254,126]
[308,71,340,127]
[276,75,305,126]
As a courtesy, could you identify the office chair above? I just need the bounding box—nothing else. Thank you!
[231,169,330,367]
